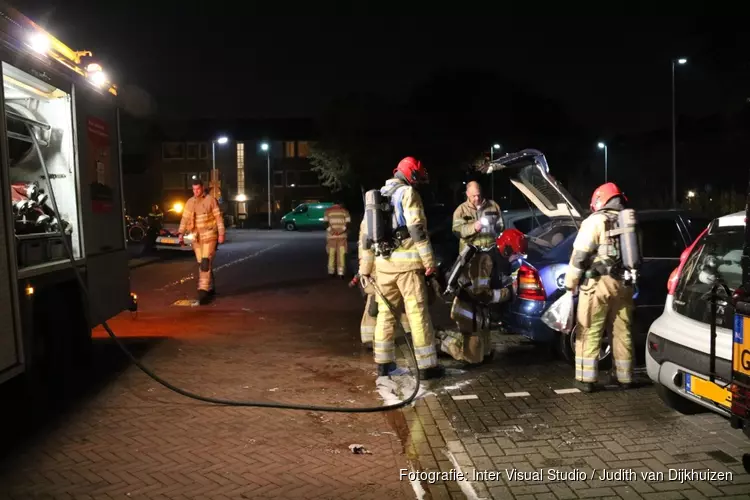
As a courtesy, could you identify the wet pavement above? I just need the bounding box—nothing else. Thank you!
[1,229,750,499]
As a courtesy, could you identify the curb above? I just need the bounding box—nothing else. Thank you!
[128,257,160,269]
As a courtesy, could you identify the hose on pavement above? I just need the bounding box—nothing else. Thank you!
[29,124,422,413]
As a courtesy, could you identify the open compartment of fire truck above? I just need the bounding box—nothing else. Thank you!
[3,61,81,269]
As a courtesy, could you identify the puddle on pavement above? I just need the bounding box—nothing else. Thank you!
[383,408,432,497]
[172,299,200,307]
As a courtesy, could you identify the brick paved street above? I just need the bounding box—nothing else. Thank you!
[1,231,750,499]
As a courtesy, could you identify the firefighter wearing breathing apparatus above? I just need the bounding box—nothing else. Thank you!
[178,178,226,304]
[564,182,641,392]
[360,157,444,379]
[357,219,412,349]
[324,202,351,278]
[440,181,505,364]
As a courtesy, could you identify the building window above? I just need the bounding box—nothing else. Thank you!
[186,143,199,159]
[163,172,185,189]
[273,171,284,187]
[298,171,319,187]
[297,141,310,158]
[162,142,184,160]
[199,143,209,159]
[199,172,210,183]
[284,141,295,158]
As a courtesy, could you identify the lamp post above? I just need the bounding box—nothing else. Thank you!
[491,144,501,199]
[597,142,608,182]
[211,136,229,201]
[261,142,271,228]
[672,57,687,208]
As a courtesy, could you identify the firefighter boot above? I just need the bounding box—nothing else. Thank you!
[418,365,445,380]
[377,362,397,377]
[198,290,210,305]
[574,380,595,393]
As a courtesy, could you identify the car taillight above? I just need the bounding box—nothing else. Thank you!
[667,226,709,296]
[517,263,545,301]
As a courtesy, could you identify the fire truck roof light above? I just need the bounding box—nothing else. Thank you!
[29,33,50,54]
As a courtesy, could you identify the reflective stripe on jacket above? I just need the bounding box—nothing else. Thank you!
[324,205,351,240]
[179,194,225,243]
[564,210,620,289]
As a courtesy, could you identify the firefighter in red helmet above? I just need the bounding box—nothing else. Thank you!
[564,182,635,392]
[358,156,444,379]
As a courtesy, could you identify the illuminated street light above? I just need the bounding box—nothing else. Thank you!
[490,143,502,199]
[235,194,247,202]
[597,142,608,182]
[211,136,230,202]
[672,57,688,208]
[687,190,696,199]
[260,142,271,227]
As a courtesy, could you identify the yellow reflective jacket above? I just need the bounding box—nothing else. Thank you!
[359,177,436,275]
[564,210,621,289]
[452,199,503,253]
[324,205,351,241]
[179,194,225,243]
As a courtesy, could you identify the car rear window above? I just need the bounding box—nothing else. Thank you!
[672,225,744,328]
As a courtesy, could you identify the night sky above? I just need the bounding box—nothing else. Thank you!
[19,2,750,136]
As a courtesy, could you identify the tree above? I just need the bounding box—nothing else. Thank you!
[308,142,353,193]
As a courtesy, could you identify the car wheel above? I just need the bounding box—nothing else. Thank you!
[655,383,706,415]
[559,327,612,368]
[285,222,296,231]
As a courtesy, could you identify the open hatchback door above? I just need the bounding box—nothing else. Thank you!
[483,149,584,220]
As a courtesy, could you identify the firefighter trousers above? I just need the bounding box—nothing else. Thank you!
[327,238,347,276]
[442,252,494,364]
[361,294,411,344]
[194,241,217,292]
[574,275,634,384]
[373,270,437,369]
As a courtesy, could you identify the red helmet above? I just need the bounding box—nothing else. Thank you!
[394,157,428,184]
[496,228,527,257]
[590,182,627,211]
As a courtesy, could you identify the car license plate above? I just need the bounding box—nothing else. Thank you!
[684,373,731,408]
[159,237,178,244]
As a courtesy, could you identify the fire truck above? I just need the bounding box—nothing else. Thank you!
[0,3,136,389]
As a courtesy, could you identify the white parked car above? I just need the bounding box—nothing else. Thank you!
[646,211,744,416]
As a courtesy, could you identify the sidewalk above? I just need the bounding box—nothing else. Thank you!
[385,332,750,499]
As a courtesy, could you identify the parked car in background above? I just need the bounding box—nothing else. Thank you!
[281,202,334,231]
[483,149,712,363]
[646,211,743,416]
[155,205,194,251]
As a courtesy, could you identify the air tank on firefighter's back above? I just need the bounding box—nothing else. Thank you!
[619,208,641,270]
[365,189,386,246]
[5,101,56,169]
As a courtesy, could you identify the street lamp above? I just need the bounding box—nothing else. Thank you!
[211,136,229,201]
[672,57,687,208]
[491,144,501,199]
[597,142,608,182]
[260,142,271,228]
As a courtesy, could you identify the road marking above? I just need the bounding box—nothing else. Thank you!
[443,450,482,500]
[554,388,581,394]
[158,243,285,291]
[504,391,530,398]
[172,299,200,307]
[452,394,478,401]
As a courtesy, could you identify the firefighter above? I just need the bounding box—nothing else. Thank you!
[445,181,504,364]
[324,202,351,278]
[178,179,226,304]
[564,182,634,392]
[359,157,444,379]
[357,219,411,349]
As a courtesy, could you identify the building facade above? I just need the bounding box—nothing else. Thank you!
[124,119,330,227]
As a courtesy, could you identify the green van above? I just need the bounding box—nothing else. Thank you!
[281,202,334,231]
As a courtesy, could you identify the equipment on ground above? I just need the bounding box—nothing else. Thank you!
[443,244,477,298]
